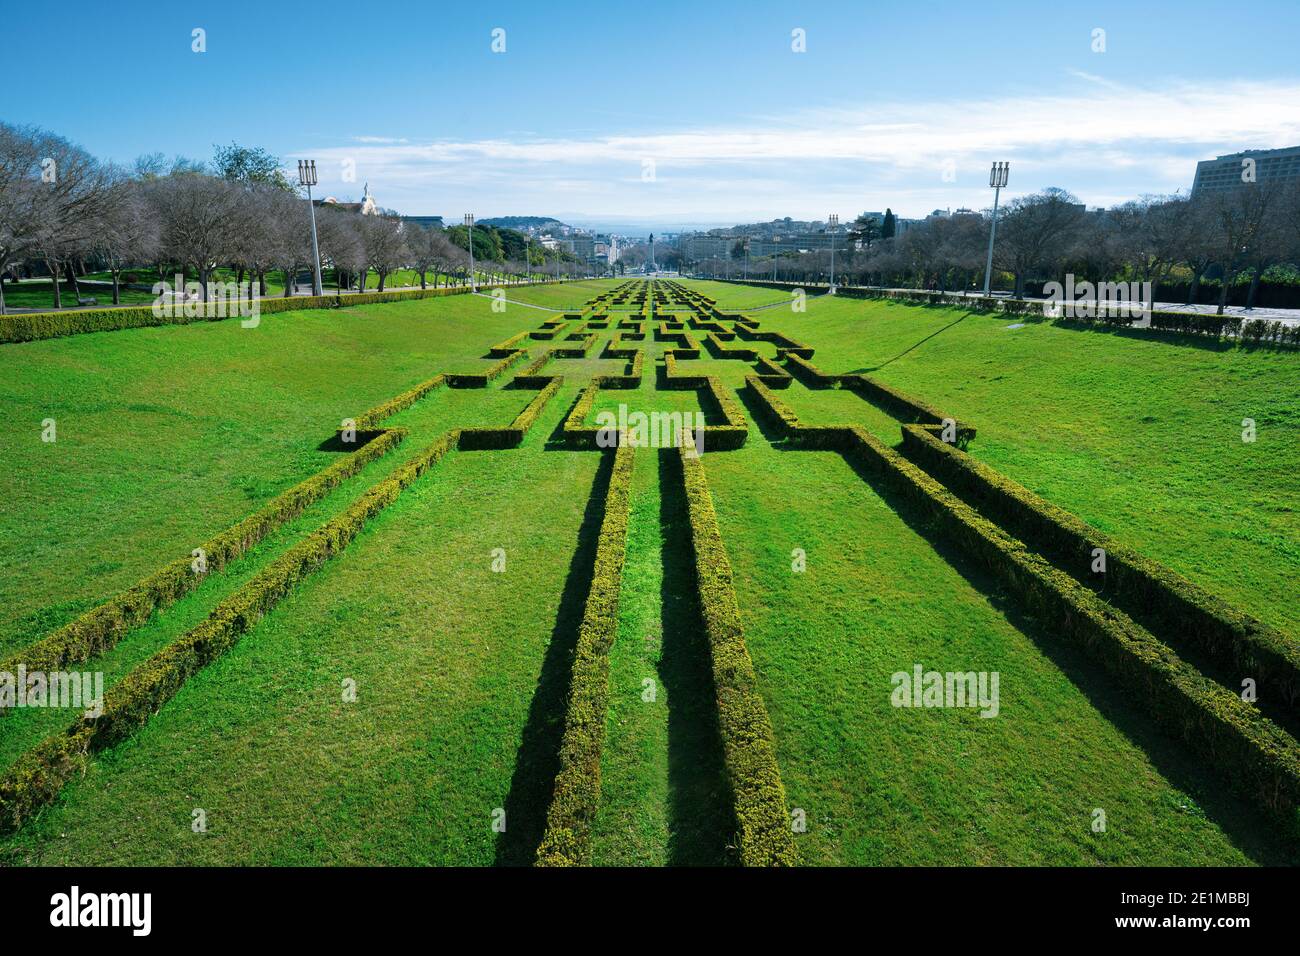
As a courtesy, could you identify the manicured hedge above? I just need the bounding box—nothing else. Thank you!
[0,428,463,832]
[0,283,526,344]
[550,334,597,359]
[562,383,603,448]
[744,375,801,434]
[488,331,530,356]
[753,354,792,387]
[0,427,407,680]
[899,424,1300,707]
[446,349,528,387]
[535,445,635,865]
[705,331,756,359]
[459,378,564,450]
[354,374,448,429]
[823,423,1300,816]
[677,438,798,865]
[783,353,974,443]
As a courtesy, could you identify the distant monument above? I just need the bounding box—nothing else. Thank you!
[647,233,657,274]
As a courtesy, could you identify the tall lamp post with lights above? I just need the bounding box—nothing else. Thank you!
[982,161,1009,296]
[297,160,323,297]
[827,213,839,294]
[464,213,476,291]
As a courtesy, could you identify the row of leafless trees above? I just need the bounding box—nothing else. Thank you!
[698,183,1300,313]
[0,123,594,313]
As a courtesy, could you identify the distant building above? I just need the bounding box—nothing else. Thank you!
[314,182,379,215]
[401,215,444,230]
[1193,146,1300,193]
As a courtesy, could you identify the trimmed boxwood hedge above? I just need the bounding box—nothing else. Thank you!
[0,428,463,833]
[784,353,974,442]
[0,427,407,681]
[446,349,528,387]
[354,375,448,429]
[814,423,1300,817]
[899,424,1300,708]
[677,438,797,865]
[459,377,563,449]
[0,283,531,344]
[535,444,635,865]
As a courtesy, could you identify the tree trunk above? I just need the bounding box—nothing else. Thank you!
[49,260,63,309]
[1246,265,1263,311]
[112,269,121,305]
[1216,276,1230,315]
[1186,269,1202,306]
[378,271,387,292]
[66,261,82,300]
[420,270,427,290]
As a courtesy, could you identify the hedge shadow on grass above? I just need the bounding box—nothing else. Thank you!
[851,312,969,373]
[494,450,615,866]
[811,442,1300,864]
[657,448,737,866]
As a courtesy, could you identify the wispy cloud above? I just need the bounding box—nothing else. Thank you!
[296,75,1300,221]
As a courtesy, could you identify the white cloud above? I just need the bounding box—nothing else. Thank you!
[296,76,1300,220]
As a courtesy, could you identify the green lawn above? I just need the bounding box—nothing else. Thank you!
[690,282,1300,637]
[703,443,1291,865]
[0,294,527,656]
[2,277,1295,867]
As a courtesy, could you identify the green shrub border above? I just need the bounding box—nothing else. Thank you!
[0,427,407,680]
[0,428,463,832]
[535,444,635,865]
[899,424,1300,706]
[677,438,798,865]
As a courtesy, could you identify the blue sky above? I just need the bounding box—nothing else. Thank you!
[7,0,1300,228]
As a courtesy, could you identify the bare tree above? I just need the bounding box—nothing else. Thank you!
[1205,182,1283,314]
[357,214,408,292]
[144,172,241,301]
[994,188,1087,296]
[93,174,160,305]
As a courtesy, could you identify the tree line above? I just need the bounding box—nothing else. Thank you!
[0,124,592,313]
[695,181,1300,314]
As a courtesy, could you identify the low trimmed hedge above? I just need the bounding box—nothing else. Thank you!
[535,445,635,865]
[550,334,597,359]
[821,423,1300,817]
[744,375,801,434]
[0,285,505,344]
[0,428,463,832]
[0,427,407,680]
[488,331,530,356]
[354,375,448,429]
[784,353,974,442]
[899,424,1300,707]
[677,438,797,865]
[446,349,527,387]
[459,378,563,449]
[705,332,756,359]
[562,383,603,448]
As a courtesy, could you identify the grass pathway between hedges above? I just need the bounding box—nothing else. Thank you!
[703,442,1294,865]
[1,392,601,865]
[588,449,735,865]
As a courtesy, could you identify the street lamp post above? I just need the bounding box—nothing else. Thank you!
[297,160,323,297]
[827,213,839,294]
[982,162,1009,296]
[464,213,476,292]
